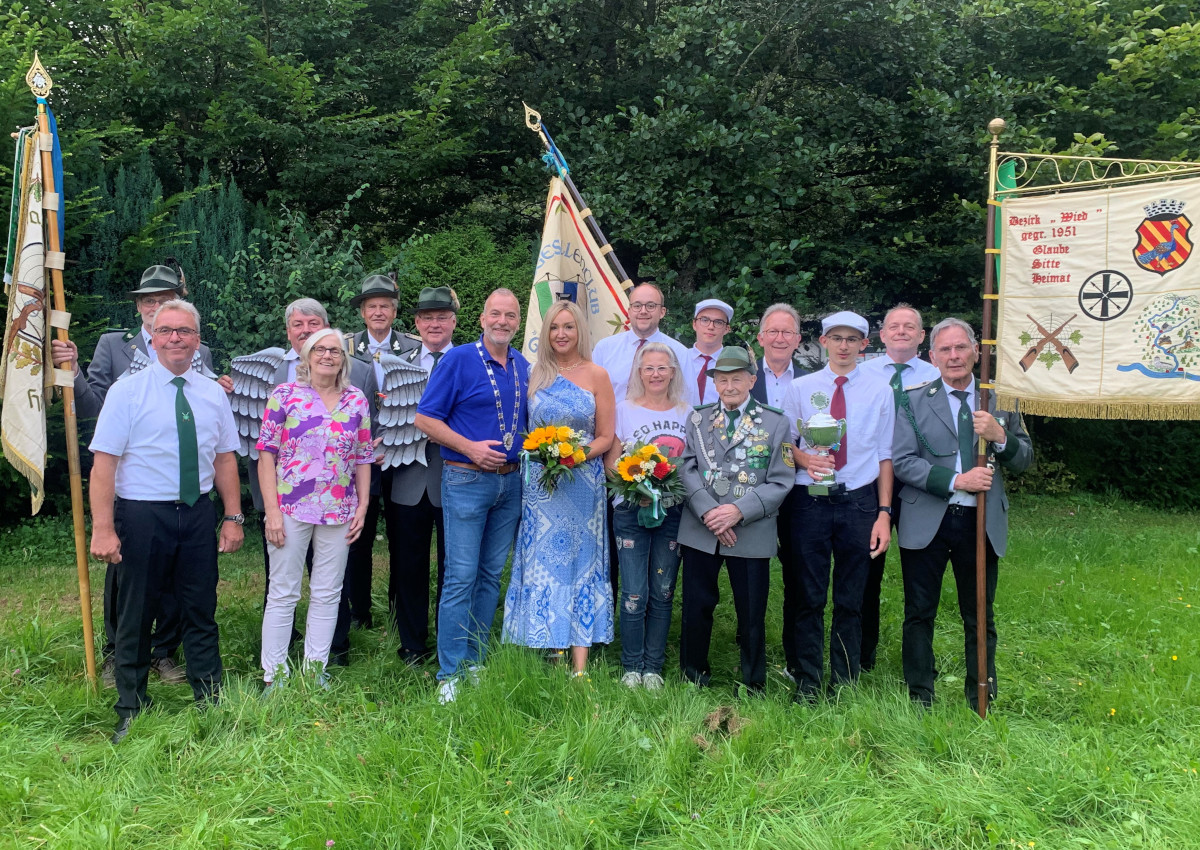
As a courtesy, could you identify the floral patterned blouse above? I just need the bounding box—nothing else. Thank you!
[256,383,373,525]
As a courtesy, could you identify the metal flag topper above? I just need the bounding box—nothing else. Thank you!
[523,103,636,293]
[24,52,98,686]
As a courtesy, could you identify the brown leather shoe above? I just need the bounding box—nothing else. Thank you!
[149,656,188,684]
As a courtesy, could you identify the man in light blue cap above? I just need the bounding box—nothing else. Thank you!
[682,298,735,407]
[780,309,895,702]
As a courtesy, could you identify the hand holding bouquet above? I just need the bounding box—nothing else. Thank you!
[522,425,588,492]
[605,441,685,528]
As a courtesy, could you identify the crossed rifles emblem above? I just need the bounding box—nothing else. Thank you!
[1018,313,1079,373]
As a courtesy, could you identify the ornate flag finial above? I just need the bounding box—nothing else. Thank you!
[523,102,541,132]
[26,52,52,98]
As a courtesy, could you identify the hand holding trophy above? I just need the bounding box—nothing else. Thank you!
[799,412,846,496]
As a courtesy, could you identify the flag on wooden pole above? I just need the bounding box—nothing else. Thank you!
[1,126,49,512]
[522,177,630,361]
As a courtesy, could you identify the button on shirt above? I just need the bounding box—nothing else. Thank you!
[859,353,940,394]
[945,378,1006,507]
[782,365,895,490]
[90,362,239,500]
[592,329,690,403]
[759,359,796,409]
[417,335,529,464]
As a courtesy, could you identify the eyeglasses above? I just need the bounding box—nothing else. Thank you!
[629,302,663,312]
[825,335,863,346]
[934,344,973,356]
[695,317,729,329]
[760,329,798,339]
[140,297,174,308]
[640,365,674,375]
[152,327,198,339]
[311,346,344,358]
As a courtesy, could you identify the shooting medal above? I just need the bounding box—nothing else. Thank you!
[713,476,730,496]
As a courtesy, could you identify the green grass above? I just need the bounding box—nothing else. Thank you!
[1,494,1198,848]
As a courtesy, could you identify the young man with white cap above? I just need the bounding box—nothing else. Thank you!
[855,303,940,671]
[681,298,735,407]
[781,310,895,702]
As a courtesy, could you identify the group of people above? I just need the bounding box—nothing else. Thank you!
[56,267,1032,744]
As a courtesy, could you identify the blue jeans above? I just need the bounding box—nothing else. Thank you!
[436,465,522,681]
[613,502,682,675]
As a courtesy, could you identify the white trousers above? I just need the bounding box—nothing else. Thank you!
[261,514,350,680]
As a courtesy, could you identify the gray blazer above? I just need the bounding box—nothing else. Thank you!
[387,345,443,508]
[678,400,794,559]
[892,378,1033,557]
[74,330,214,419]
[246,348,378,511]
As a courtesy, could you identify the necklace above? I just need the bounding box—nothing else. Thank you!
[476,340,521,451]
[557,358,585,373]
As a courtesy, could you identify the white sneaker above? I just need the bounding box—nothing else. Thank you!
[437,679,458,704]
[467,665,484,685]
[642,673,665,691]
[621,671,642,689]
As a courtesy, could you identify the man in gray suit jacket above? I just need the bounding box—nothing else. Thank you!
[892,317,1033,709]
[678,346,794,694]
[242,297,378,665]
[50,264,215,687]
[343,275,419,630]
[385,286,457,663]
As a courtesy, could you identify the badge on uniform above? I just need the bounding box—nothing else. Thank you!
[783,443,795,468]
[733,485,746,497]
[713,476,730,496]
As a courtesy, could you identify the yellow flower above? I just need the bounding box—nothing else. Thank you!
[617,456,639,481]
[1172,655,1178,661]
[523,435,540,451]
[557,442,574,458]
[557,426,572,441]
[638,444,657,459]
[1109,708,1116,716]
[572,449,587,464]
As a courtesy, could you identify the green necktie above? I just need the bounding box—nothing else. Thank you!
[889,362,908,408]
[951,389,974,474]
[725,406,741,441]
[172,376,201,506]
[430,350,443,371]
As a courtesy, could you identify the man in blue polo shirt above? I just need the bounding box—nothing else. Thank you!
[414,288,530,704]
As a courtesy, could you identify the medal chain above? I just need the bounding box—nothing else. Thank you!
[476,341,521,450]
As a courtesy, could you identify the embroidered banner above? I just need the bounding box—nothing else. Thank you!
[1,128,48,511]
[997,175,1200,419]
[521,177,630,361]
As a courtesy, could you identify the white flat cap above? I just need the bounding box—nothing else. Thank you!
[821,310,869,336]
[693,298,734,321]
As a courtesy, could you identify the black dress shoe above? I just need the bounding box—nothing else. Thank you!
[792,687,820,706]
[111,716,133,745]
[350,615,373,631]
[910,690,933,709]
[329,650,350,668]
[397,648,432,667]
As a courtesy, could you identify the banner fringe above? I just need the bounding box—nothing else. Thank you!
[996,394,1200,421]
[0,439,45,513]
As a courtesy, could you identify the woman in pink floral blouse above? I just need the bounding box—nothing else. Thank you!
[257,327,373,688]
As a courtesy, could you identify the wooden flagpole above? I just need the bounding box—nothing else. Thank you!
[27,53,97,687]
[523,103,635,292]
[975,117,1006,719]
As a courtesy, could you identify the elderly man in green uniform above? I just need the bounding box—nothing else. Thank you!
[677,346,794,695]
[344,274,419,629]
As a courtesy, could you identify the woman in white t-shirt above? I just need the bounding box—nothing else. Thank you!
[604,342,690,690]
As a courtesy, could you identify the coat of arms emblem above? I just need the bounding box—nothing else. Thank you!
[1132,199,1192,276]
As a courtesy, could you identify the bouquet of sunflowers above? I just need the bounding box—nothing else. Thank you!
[605,441,686,528]
[522,424,589,492]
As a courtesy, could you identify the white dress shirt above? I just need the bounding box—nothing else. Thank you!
[858,352,940,392]
[90,362,239,500]
[681,345,724,407]
[366,332,391,388]
[782,365,895,490]
[140,328,157,363]
[592,329,690,403]
[284,347,300,383]
[944,377,1006,507]
[419,341,454,373]
[759,358,796,409]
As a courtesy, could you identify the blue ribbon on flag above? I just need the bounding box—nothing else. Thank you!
[37,99,65,247]
[540,122,571,178]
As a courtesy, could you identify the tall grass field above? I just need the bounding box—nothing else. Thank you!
[1,494,1197,848]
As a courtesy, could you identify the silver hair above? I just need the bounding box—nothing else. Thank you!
[625,342,687,408]
[296,327,351,391]
[151,299,201,332]
[758,303,801,333]
[929,317,977,348]
[883,303,924,329]
[285,298,329,325]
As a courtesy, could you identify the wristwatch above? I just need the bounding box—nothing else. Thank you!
[222,514,245,525]
[877,506,893,515]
